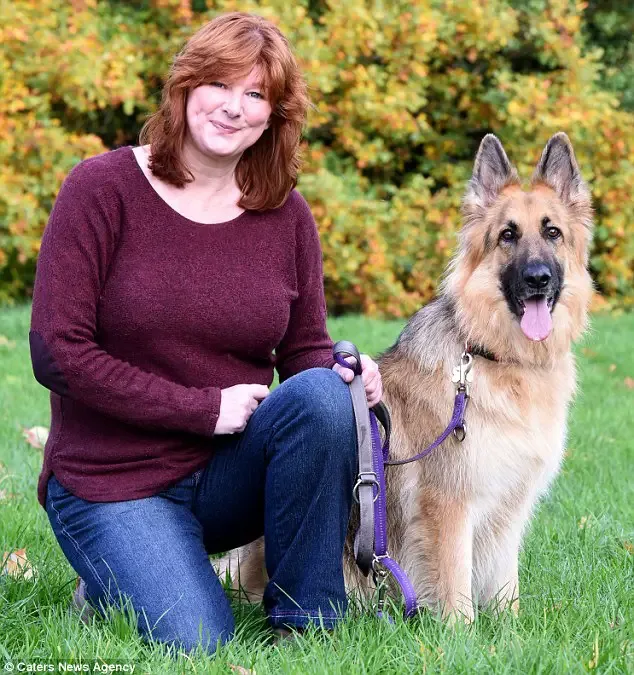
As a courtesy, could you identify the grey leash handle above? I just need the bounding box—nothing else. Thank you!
[333,340,376,576]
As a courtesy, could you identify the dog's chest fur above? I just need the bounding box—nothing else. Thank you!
[441,354,575,523]
[384,350,577,533]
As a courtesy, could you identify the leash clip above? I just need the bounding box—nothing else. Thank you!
[451,344,473,441]
[451,346,474,397]
[372,555,390,615]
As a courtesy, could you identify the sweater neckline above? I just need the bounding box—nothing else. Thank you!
[125,145,251,228]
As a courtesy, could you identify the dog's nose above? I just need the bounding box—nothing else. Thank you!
[523,263,552,289]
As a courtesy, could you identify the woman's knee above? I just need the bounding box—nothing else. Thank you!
[80,567,236,656]
[142,607,235,656]
[277,367,358,469]
[282,367,355,430]
[46,475,236,657]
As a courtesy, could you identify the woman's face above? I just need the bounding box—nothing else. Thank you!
[185,67,272,161]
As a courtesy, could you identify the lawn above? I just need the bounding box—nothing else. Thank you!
[0,303,632,674]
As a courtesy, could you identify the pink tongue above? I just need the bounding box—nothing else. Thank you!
[520,297,552,341]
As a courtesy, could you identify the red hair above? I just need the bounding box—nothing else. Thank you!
[139,12,310,211]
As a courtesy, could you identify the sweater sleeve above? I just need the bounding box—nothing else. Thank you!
[29,161,221,437]
[275,192,336,382]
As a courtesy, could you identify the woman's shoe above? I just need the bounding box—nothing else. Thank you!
[70,576,96,625]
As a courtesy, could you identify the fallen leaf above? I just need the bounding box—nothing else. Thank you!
[0,490,17,501]
[624,541,633,554]
[22,426,49,449]
[0,335,16,348]
[229,666,255,675]
[581,348,598,357]
[578,515,592,530]
[609,364,617,372]
[624,377,634,390]
[1,548,36,580]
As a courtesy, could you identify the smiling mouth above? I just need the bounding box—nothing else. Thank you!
[211,121,241,133]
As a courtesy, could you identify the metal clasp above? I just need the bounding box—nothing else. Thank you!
[372,554,390,615]
[451,346,474,397]
[451,343,473,441]
[453,421,467,442]
[352,472,380,503]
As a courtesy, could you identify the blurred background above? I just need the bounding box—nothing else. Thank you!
[1,0,633,317]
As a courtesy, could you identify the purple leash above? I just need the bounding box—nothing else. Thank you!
[334,341,473,620]
[369,410,417,617]
[384,391,468,466]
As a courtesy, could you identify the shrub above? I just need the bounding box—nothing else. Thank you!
[2,0,633,314]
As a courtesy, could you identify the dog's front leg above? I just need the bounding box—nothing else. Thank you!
[414,497,474,622]
[475,523,521,616]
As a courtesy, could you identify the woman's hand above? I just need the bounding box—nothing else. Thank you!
[332,354,383,407]
[215,384,270,434]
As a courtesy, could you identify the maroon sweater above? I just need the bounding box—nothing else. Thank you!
[30,146,336,508]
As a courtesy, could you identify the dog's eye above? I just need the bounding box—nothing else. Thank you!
[499,229,516,243]
[546,226,562,240]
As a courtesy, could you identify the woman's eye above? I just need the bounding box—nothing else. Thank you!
[547,226,562,240]
[247,91,263,99]
[210,81,226,88]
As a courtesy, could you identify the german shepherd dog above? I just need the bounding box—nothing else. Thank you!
[217,132,593,621]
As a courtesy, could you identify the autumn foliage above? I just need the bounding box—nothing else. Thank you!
[2,0,633,316]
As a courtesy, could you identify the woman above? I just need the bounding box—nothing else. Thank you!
[30,13,382,655]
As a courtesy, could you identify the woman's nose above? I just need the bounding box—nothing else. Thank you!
[222,89,242,118]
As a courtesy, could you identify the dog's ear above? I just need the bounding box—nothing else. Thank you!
[532,132,590,207]
[464,134,519,211]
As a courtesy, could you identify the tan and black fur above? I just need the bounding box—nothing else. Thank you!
[217,132,594,621]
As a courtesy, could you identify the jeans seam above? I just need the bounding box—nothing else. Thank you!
[269,610,341,618]
[266,418,285,563]
[48,492,110,600]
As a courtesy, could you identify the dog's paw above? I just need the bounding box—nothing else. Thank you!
[442,601,475,626]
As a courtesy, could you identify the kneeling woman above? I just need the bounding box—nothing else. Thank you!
[30,12,381,654]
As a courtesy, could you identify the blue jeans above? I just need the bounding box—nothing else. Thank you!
[45,368,357,654]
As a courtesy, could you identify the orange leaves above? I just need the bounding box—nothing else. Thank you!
[1,549,36,580]
[2,0,634,314]
[150,0,193,25]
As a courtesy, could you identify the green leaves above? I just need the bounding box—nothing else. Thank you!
[1,0,633,314]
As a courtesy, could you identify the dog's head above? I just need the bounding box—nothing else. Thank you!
[445,133,594,364]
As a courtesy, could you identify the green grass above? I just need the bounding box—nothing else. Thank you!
[0,303,632,674]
